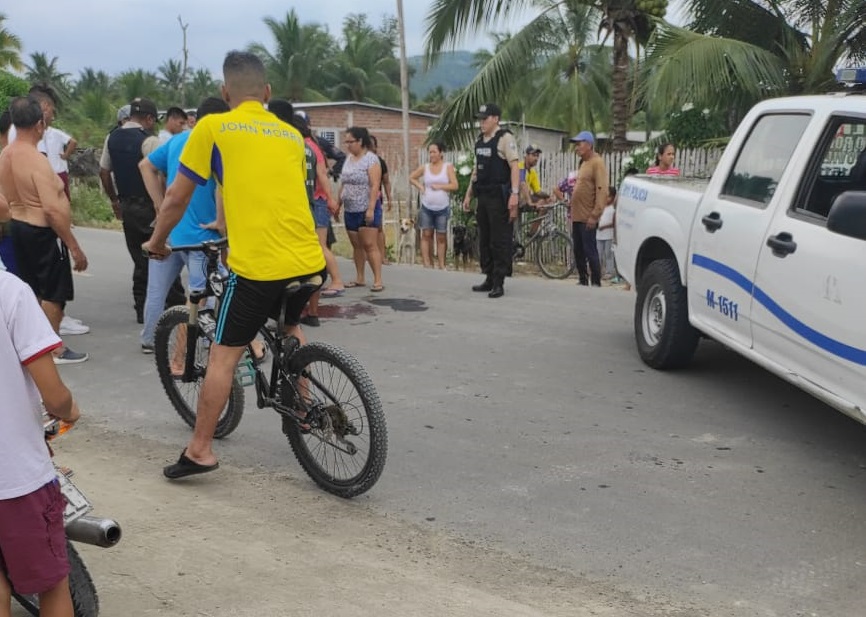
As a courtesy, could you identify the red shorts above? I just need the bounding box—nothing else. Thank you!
[0,480,69,595]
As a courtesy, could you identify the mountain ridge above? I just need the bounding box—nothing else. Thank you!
[408,51,478,98]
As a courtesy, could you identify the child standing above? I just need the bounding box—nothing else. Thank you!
[596,187,617,281]
[0,269,80,617]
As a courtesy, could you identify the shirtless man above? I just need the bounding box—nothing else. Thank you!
[0,96,89,364]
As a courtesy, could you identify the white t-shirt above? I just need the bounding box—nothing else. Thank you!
[0,272,62,500]
[39,126,72,174]
[596,205,615,241]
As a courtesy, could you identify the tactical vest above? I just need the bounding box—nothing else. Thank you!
[107,127,149,200]
[474,129,511,192]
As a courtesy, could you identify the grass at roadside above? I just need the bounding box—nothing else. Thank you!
[70,181,121,230]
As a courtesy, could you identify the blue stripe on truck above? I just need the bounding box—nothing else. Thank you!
[691,254,866,366]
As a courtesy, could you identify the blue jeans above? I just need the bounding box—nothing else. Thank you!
[572,222,601,285]
[141,250,217,346]
[418,205,450,233]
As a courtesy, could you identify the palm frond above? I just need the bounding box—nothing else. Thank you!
[423,0,537,67]
[427,5,573,148]
[642,23,786,113]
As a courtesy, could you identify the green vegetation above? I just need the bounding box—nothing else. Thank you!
[70,183,120,229]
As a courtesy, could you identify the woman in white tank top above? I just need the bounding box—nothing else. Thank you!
[410,142,458,268]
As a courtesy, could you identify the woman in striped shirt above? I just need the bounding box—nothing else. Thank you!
[646,143,680,176]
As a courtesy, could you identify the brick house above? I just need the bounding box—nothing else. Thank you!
[295,102,436,176]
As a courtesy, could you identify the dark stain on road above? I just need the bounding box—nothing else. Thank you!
[317,303,376,320]
[367,298,428,312]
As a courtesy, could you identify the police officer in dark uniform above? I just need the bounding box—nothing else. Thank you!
[461,103,521,298]
[99,98,184,323]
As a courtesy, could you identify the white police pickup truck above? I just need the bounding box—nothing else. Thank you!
[614,71,866,424]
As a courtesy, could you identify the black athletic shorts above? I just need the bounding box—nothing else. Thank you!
[9,220,74,305]
[213,270,325,347]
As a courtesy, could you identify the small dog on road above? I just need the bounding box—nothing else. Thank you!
[452,225,476,270]
[397,218,417,265]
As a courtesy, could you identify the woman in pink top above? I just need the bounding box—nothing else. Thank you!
[646,143,680,176]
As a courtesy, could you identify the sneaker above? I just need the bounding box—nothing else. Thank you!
[53,348,89,365]
[300,315,320,327]
[141,344,155,354]
[59,316,90,336]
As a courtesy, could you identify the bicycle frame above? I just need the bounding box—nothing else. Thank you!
[514,202,568,256]
[166,238,332,433]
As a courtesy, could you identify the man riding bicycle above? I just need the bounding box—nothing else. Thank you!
[142,50,326,480]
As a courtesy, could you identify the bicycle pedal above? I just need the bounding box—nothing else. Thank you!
[235,353,257,387]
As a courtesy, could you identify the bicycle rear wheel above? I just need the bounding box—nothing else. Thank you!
[154,306,244,439]
[283,342,387,498]
[536,230,575,279]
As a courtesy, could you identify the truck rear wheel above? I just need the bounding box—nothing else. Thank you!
[635,259,699,369]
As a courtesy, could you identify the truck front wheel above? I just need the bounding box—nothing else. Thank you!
[635,259,699,369]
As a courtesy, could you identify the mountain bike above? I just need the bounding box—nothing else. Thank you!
[512,201,575,279]
[151,238,387,498]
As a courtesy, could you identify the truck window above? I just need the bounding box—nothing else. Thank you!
[796,118,866,220]
[720,114,811,207]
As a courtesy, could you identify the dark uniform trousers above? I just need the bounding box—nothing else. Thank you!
[120,196,185,315]
[476,187,513,286]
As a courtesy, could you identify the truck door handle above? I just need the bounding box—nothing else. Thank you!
[766,232,797,257]
[701,212,723,232]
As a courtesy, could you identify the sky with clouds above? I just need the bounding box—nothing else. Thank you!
[3,0,534,79]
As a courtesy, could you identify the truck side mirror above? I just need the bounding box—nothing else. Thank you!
[827,191,866,241]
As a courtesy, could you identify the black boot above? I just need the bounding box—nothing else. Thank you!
[488,284,504,298]
[472,279,493,292]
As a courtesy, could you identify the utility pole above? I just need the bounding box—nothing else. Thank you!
[396,0,413,218]
[178,15,189,107]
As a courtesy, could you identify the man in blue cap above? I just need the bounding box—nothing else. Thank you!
[569,130,608,286]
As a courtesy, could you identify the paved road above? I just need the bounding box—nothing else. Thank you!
[60,227,866,616]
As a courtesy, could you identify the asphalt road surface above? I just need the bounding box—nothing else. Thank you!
[56,227,866,616]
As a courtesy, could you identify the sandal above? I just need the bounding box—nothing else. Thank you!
[344,281,365,288]
[163,450,219,479]
[370,284,385,292]
[321,288,345,298]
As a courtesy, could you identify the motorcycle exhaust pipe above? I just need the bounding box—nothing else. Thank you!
[66,515,122,548]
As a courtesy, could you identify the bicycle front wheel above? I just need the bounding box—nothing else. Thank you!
[284,342,387,498]
[536,230,575,279]
[154,306,244,439]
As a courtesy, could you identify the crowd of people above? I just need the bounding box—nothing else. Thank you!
[458,101,681,297]
[0,56,685,614]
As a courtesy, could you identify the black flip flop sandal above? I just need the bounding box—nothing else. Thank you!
[163,450,219,479]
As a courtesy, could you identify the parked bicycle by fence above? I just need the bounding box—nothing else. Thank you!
[151,238,387,498]
[512,201,575,279]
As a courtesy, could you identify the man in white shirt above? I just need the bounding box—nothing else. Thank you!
[157,106,187,144]
[39,125,77,201]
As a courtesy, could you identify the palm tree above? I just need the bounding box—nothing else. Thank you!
[26,52,72,103]
[329,14,402,106]
[114,69,161,103]
[186,69,221,106]
[424,0,658,150]
[0,13,23,72]
[73,68,114,125]
[248,10,336,101]
[158,59,185,105]
[643,0,866,127]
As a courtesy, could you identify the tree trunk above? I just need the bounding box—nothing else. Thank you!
[611,30,630,152]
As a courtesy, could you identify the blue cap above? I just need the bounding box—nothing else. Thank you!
[569,130,594,145]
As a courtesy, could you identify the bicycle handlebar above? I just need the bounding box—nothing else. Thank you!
[166,237,229,253]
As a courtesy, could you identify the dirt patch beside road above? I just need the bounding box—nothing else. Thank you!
[56,422,694,617]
